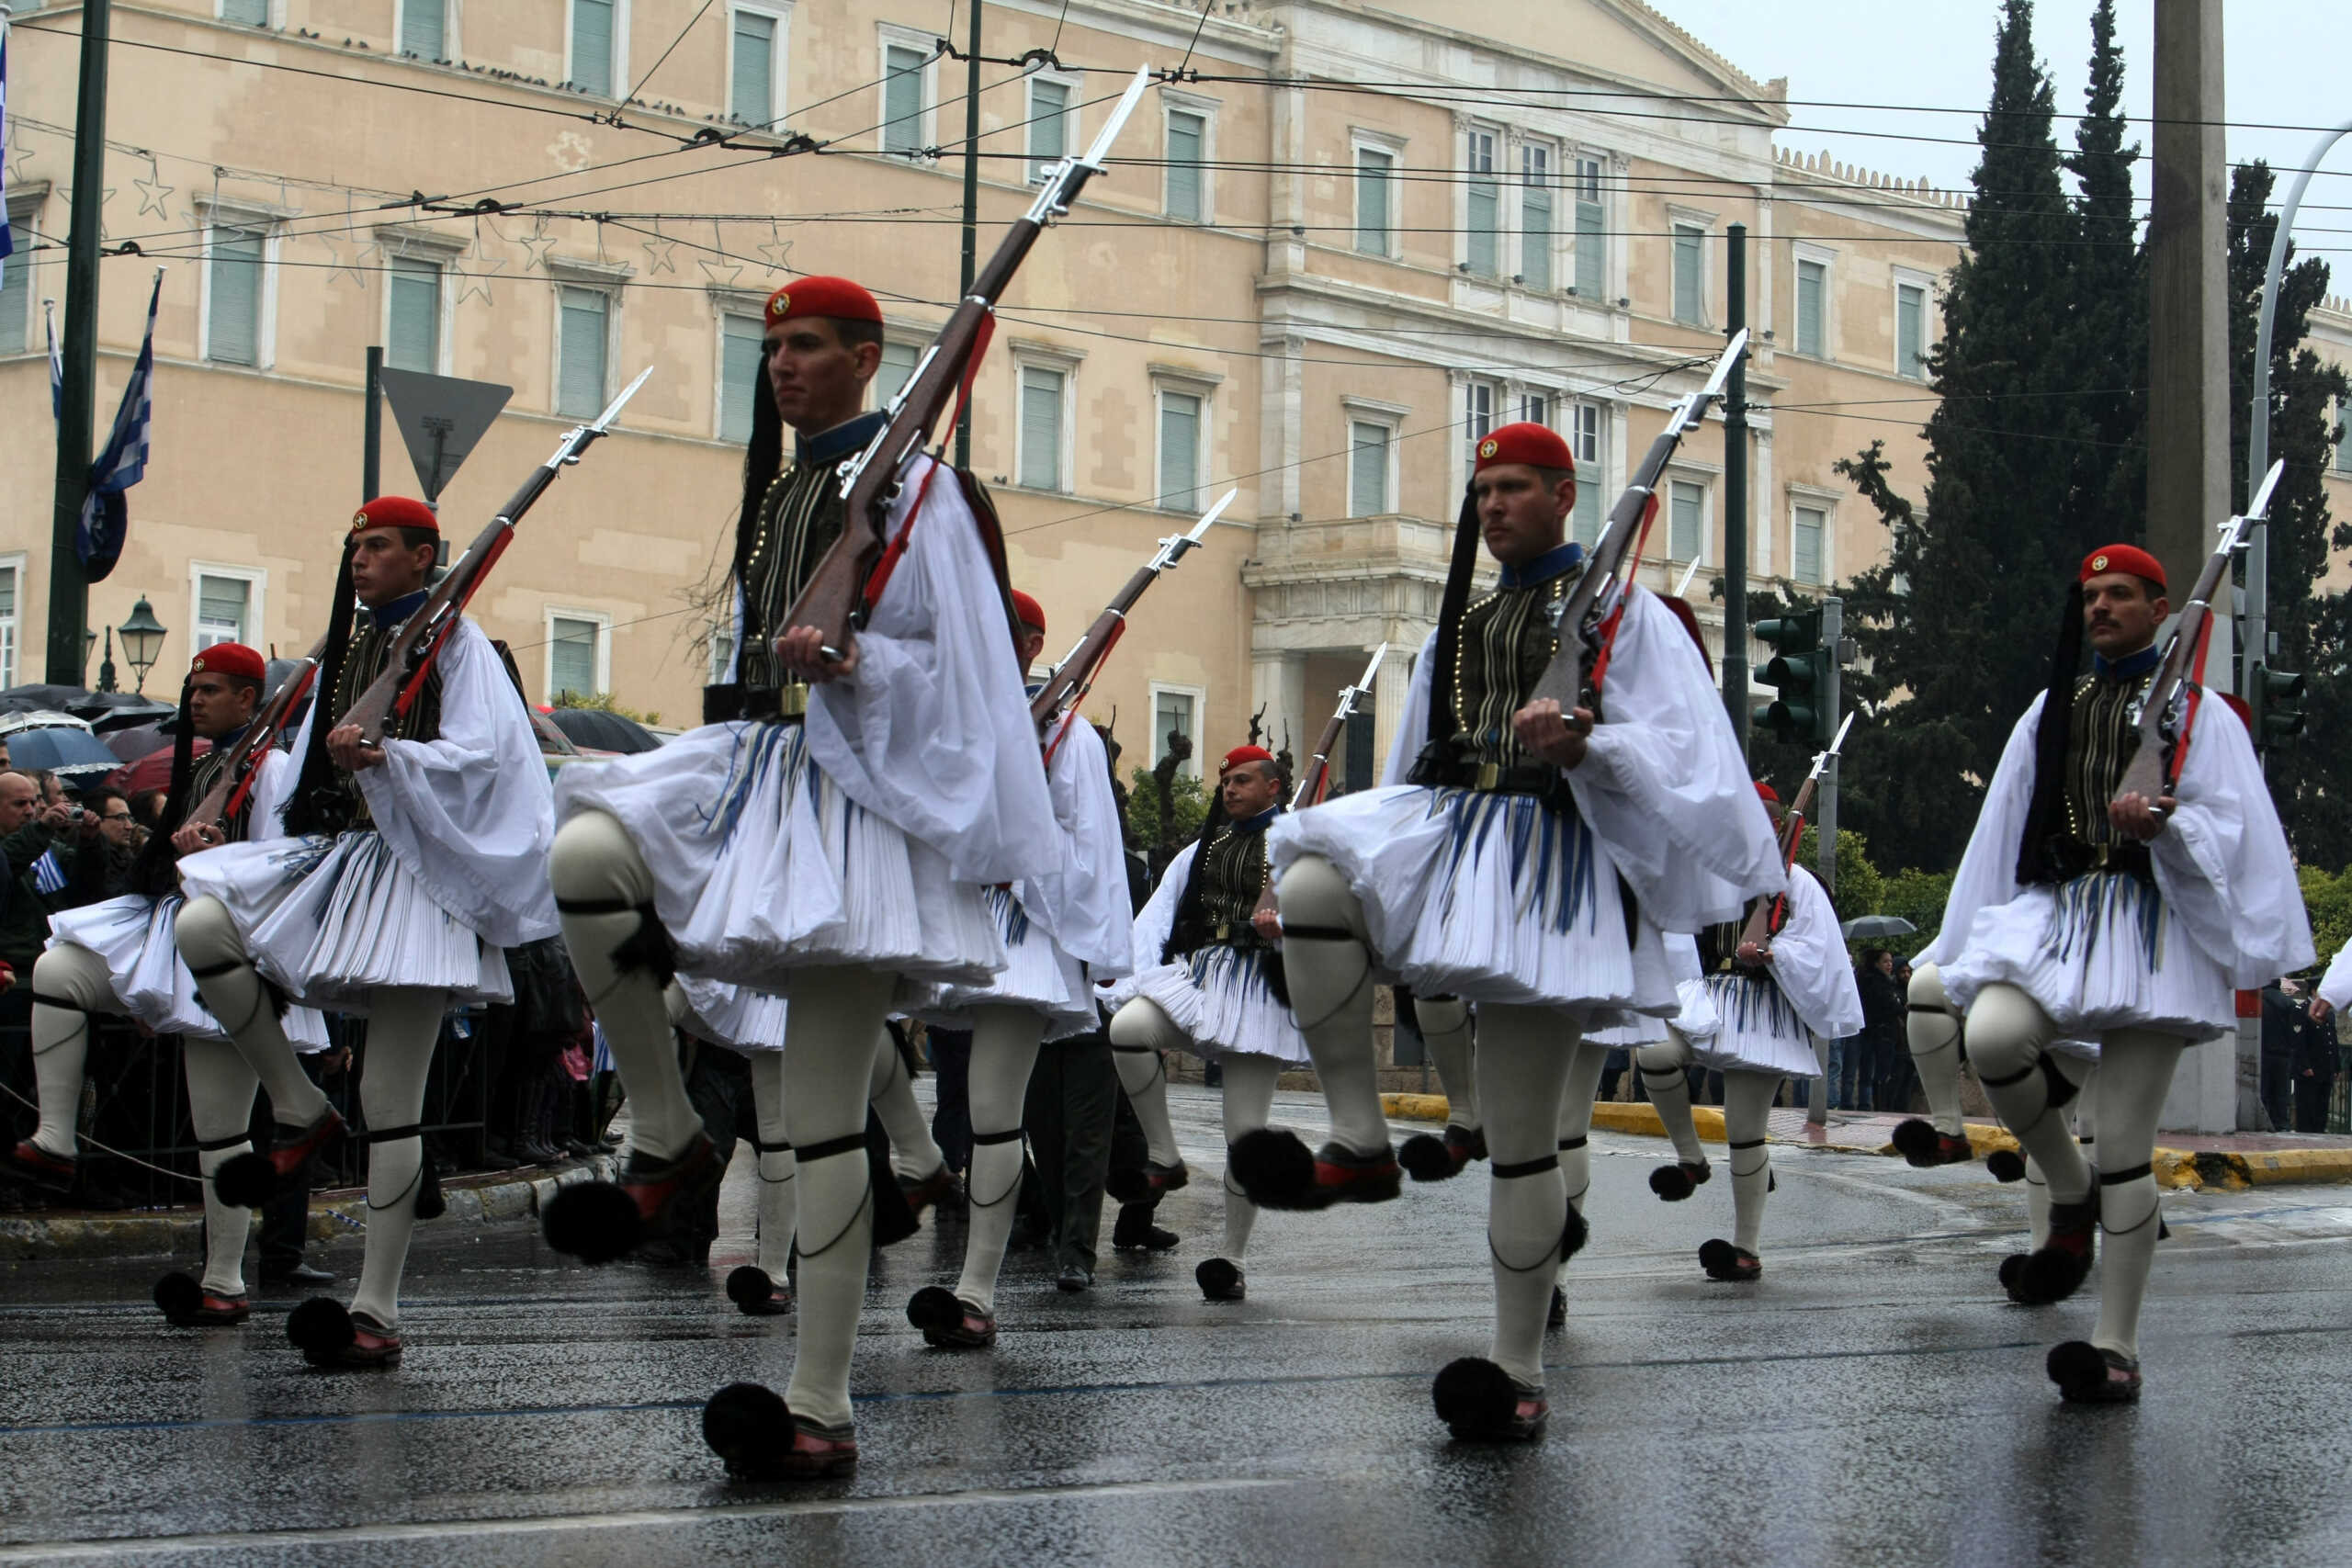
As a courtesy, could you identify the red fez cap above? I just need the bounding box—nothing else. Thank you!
[1473,422,1576,476]
[1220,745,1276,776]
[1010,591,1046,634]
[764,276,883,328]
[2081,544,2165,592]
[351,495,438,536]
[1754,781,1781,807]
[190,642,266,682]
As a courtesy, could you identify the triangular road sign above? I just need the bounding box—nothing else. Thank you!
[378,367,513,502]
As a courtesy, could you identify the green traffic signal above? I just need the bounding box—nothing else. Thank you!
[1753,612,1832,744]
[2250,664,2307,745]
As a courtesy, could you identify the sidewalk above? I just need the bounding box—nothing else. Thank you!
[0,1156,612,1262]
[1381,1093,2352,1191]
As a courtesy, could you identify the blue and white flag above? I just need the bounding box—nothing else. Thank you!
[31,851,68,897]
[0,25,14,291]
[46,299,60,420]
[77,271,163,583]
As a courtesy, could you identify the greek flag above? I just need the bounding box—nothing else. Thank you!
[31,852,68,897]
[0,26,14,291]
[46,299,60,420]
[76,271,163,583]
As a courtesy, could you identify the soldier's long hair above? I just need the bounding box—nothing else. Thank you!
[128,677,200,898]
[731,353,786,608]
[2014,581,2087,886]
[281,536,364,838]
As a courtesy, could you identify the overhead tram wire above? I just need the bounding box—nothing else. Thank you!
[619,0,720,107]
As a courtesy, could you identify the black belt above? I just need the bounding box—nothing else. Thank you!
[1407,753,1574,809]
[703,682,811,726]
[2027,836,2154,886]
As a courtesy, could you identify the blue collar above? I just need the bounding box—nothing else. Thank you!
[1236,807,1280,832]
[1498,541,1584,591]
[796,411,888,468]
[2093,642,2162,680]
[367,590,431,628]
[214,723,250,749]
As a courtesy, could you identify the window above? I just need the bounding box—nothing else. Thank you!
[1668,479,1705,561]
[0,560,19,690]
[2335,400,2352,475]
[1166,108,1206,222]
[1520,144,1553,290]
[730,7,782,127]
[1354,145,1395,256]
[220,0,268,25]
[1573,157,1604,297]
[1520,392,1549,428]
[1027,76,1073,184]
[718,311,764,443]
[1464,379,1496,469]
[0,204,32,354]
[386,256,442,373]
[1896,280,1928,380]
[1796,257,1826,358]
[876,340,920,408]
[882,41,930,156]
[1671,223,1704,325]
[1464,130,1498,278]
[189,567,266,659]
[400,0,445,59]
[548,614,607,700]
[205,223,266,367]
[1570,402,1603,547]
[1150,685,1201,777]
[570,0,616,96]
[1348,420,1391,517]
[1017,363,1067,491]
[1792,503,1826,585]
[557,286,610,417]
[1158,389,1203,513]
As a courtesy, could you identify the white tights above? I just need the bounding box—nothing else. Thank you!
[349,987,450,1331]
[1107,998,1185,1167]
[27,944,112,1160]
[1634,1033,1782,1253]
[176,896,330,1131]
[1476,1006,1583,1389]
[1414,995,1479,1134]
[1271,853,1392,1156]
[953,1005,1044,1314]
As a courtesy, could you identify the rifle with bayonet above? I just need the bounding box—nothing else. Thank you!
[340,367,653,747]
[1533,330,1747,711]
[2110,459,2281,808]
[1032,487,1232,755]
[1737,709,1853,958]
[781,66,1155,665]
[1291,643,1386,810]
[183,637,327,830]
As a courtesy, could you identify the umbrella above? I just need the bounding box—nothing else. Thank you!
[104,718,184,761]
[0,684,172,727]
[1840,915,1917,941]
[0,709,93,739]
[531,709,582,757]
[2,726,127,779]
[545,705,662,754]
[107,739,213,795]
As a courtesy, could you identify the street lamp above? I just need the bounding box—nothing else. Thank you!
[97,627,118,694]
[118,597,168,694]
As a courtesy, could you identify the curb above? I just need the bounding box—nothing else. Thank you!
[0,1157,612,1263]
[1376,1094,2352,1191]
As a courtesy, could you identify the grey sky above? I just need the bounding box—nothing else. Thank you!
[1650,2,2352,264]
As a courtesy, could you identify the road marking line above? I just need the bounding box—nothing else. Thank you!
[0,1477,1293,1561]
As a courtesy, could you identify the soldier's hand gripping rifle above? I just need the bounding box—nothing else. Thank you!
[1736,709,1853,962]
[1532,330,1748,713]
[1031,488,1233,760]
[779,66,1154,667]
[337,367,653,748]
[182,636,328,832]
[1290,643,1386,810]
[2109,459,2281,813]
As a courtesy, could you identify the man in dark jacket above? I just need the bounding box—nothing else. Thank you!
[2260,979,2322,1133]
[2294,989,2338,1134]
[2,770,80,1145]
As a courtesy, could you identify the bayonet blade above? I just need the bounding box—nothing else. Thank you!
[1187,488,1238,542]
[1079,67,1152,172]
[591,367,655,434]
[1823,709,1857,761]
[2244,458,2286,525]
[1672,558,1702,600]
[1353,641,1388,693]
[1698,329,1748,404]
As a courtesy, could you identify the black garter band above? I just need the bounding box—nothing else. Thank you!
[1492,1154,1558,1179]
[555,896,678,987]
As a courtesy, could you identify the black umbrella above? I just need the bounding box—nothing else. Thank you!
[0,684,173,728]
[545,706,662,754]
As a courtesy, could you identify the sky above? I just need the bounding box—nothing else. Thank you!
[1649,1,2352,268]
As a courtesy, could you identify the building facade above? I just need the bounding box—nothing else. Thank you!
[2,0,1965,782]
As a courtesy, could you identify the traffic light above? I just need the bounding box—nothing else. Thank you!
[2249,664,2307,746]
[1752,611,1831,745]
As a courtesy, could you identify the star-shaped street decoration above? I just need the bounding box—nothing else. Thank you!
[318,233,370,290]
[519,222,560,272]
[133,173,176,220]
[61,186,118,240]
[697,254,745,288]
[754,232,794,273]
[641,233,679,275]
[454,257,509,307]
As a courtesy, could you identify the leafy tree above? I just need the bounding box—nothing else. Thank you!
[1123,764,1208,876]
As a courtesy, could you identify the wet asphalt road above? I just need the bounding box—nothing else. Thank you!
[4,1083,2351,1567]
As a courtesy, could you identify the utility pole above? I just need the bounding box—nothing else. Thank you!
[1723,222,1750,750]
[363,346,384,502]
[2147,0,2241,1134]
[954,2,982,470]
[46,0,111,683]
[1815,595,1842,897]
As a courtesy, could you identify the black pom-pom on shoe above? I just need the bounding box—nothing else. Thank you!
[728,1266,791,1315]
[1227,1129,1317,1210]
[1649,1163,1698,1201]
[153,1271,202,1325]
[2047,1339,2141,1404]
[1985,1148,2027,1183]
[286,1297,355,1366]
[2015,1245,2091,1306]
[906,1285,964,1335]
[1398,1133,1458,1182]
[1559,1204,1589,1261]
[1998,1252,2029,1300]
[540,1180,644,1264]
[1195,1257,1245,1301]
[1431,1357,1546,1441]
[212,1151,279,1209]
[1699,1238,1762,1282]
[1889,1118,1942,1163]
[703,1381,793,1478]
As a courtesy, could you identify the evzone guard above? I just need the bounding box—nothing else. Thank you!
[1106,740,1312,1303]
[538,274,1061,1479]
[1239,389,1783,1442]
[1635,779,1863,1282]
[905,587,1132,1341]
[9,643,334,1324]
[175,496,561,1368]
[1930,515,2310,1404]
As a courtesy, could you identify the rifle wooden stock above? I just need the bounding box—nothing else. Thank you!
[2113,550,2233,807]
[1294,712,1347,810]
[1736,770,1826,953]
[1531,442,1674,711]
[186,637,327,829]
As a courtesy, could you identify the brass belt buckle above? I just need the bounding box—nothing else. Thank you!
[778,682,809,718]
[1212,922,1232,941]
[1475,761,1500,791]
